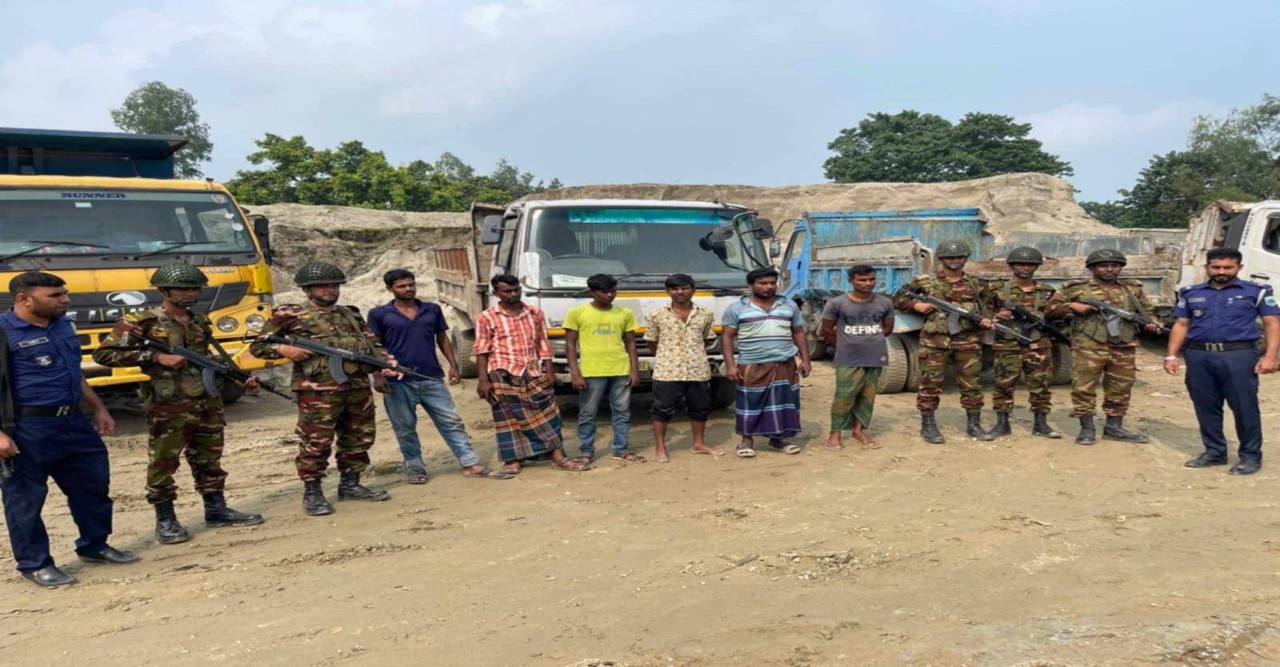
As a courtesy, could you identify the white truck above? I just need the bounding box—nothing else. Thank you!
[1180,200,1280,288]
[433,199,776,408]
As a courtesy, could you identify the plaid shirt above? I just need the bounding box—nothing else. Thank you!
[474,303,553,377]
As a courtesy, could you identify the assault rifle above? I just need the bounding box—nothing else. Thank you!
[907,291,1034,345]
[1003,301,1072,346]
[256,335,429,384]
[1078,297,1168,336]
[113,335,294,400]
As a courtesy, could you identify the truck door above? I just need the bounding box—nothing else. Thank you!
[1241,205,1280,287]
[780,226,807,292]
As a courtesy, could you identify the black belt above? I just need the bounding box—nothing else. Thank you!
[15,404,78,417]
[1185,340,1257,352]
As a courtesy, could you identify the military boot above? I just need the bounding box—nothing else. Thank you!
[920,412,945,444]
[1031,412,1062,439]
[337,472,390,502]
[302,479,334,516]
[967,410,990,439]
[154,500,191,545]
[203,491,266,527]
[983,412,1012,440]
[1103,415,1149,443]
[1075,416,1096,445]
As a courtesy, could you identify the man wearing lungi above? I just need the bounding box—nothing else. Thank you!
[819,264,895,450]
[721,267,811,458]
[475,274,591,474]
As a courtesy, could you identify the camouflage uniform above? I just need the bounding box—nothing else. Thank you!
[986,279,1058,414]
[93,309,228,504]
[1046,279,1157,417]
[894,273,989,412]
[249,303,385,481]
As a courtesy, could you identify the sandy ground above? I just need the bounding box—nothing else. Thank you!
[1,347,1278,666]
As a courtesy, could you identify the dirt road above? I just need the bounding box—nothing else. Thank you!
[2,348,1278,666]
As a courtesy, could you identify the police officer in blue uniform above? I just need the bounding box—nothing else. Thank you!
[0,272,139,587]
[1164,248,1280,475]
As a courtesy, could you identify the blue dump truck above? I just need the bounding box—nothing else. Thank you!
[774,208,1185,394]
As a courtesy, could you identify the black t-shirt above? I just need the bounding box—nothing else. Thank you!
[822,294,893,368]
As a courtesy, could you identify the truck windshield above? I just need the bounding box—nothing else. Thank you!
[527,206,756,289]
[0,189,257,263]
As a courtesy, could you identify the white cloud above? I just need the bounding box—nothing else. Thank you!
[1025,100,1217,152]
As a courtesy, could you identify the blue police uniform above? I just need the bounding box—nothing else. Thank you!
[0,310,114,573]
[1173,279,1280,464]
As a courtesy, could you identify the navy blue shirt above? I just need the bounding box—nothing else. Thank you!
[0,310,85,406]
[367,300,448,380]
[1173,279,1280,342]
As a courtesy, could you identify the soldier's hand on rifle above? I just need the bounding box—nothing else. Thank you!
[979,318,994,330]
[241,376,260,390]
[1143,322,1163,334]
[911,302,936,315]
[1069,302,1097,315]
[274,344,314,362]
[0,432,19,459]
[995,309,1014,321]
[155,353,188,369]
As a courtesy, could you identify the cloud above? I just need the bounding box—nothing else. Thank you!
[1025,100,1216,152]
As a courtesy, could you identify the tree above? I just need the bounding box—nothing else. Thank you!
[111,81,213,178]
[823,110,1071,183]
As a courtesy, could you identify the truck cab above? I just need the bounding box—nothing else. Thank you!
[1181,200,1280,289]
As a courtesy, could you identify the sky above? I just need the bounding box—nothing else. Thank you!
[2,0,1277,202]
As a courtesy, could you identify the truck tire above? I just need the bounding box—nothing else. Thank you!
[710,377,736,410]
[800,300,828,360]
[454,331,478,379]
[1051,342,1073,386]
[899,334,921,392]
[808,337,828,361]
[876,334,909,394]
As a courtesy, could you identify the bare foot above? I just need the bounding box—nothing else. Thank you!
[691,443,722,456]
[654,446,670,463]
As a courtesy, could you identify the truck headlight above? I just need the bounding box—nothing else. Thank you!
[216,316,239,332]
[246,314,266,331]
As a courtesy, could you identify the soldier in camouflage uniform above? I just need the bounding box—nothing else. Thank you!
[893,240,995,444]
[1046,249,1163,445]
[93,264,264,544]
[249,262,401,516]
[984,247,1063,439]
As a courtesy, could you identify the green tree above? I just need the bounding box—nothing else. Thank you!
[111,81,213,178]
[823,110,1071,183]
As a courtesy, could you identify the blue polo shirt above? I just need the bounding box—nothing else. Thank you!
[367,299,448,380]
[1173,279,1280,342]
[0,310,84,406]
[722,295,804,364]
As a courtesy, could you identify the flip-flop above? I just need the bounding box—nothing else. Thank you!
[736,444,757,458]
[611,452,646,463]
[822,439,844,451]
[499,462,522,476]
[463,466,514,480]
[769,440,802,455]
[405,467,430,485]
[554,458,592,472]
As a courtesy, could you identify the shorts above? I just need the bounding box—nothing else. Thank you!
[651,380,712,423]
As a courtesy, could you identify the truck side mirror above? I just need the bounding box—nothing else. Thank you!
[752,218,775,239]
[480,215,504,245]
[250,214,272,265]
[769,238,782,257]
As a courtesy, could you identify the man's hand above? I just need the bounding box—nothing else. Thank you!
[799,359,812,378]
[379,367,404,380]
[979,318,994,330]
[1069,302,1098,315]
[1163,357,1181,375]
[627,370,640,388]
[912,303,936,315]
[447,366,462,385]
[275,344,314,362]
[995,309,1014,321]
[1143,322,1164,334]
[372,375,390,394]
[0,432,19,460]
[155,353,187,369]
[1256,355,1279,375]
[571,373,588,391]
[241,377,260,390]
[726,365,741,383]
[93,408,115,436]
[476,378,494,401]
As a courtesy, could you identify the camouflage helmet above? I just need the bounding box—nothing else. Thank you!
[294,261,347,287]
[150,263,209,288]
[935,239,972,258]
[1085,248,1127,267]
[1005,246,1044,265]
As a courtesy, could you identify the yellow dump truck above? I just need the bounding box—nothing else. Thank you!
[0,127,278,402]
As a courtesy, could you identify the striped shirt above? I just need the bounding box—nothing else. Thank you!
[722,296,804,364]
[474,303,553,377]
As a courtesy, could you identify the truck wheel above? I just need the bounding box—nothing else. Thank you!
[807,337,828,361]
[899,334,921,392]
[876,334,909,394]
[710,377,737,410]
[454,331,478,379]
[1051,343,1073,386]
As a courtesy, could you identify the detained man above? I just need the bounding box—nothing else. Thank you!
[820,265,894,450]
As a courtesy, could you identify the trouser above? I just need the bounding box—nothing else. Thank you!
[650,380,712,423]
[295,388,377,480]
[1185,347,1263,462]
[0,413,112,572]
[145,398,228,504]
[577,375,632,457]
[382,378,480,469]
[916,344,983,412]
[991,345,1053,413]
[1070,343,1135,417]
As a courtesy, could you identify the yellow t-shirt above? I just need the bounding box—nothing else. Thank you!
[564,304,638,377]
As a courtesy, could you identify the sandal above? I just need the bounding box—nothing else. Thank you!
[499,462,523,476]
[736,443,757,458]
[554,457,592,472]
[768,440,802,455]
[463,465,514,480]
[822,439,844,452]
[611,451,646,463]
[405,466,430,485]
